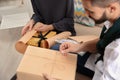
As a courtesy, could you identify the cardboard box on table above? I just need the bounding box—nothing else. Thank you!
[17,46,77,80]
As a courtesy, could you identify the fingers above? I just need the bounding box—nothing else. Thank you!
[21,20,34,36]
[21,24,33,36]
[43,73,57,80]
[59,42,81,55]
[60,43,70,56]
[29,23,33,31]
[43,73,50,80]
[33,22,44,31]
[21,25,29,36]
[33,22,51,32]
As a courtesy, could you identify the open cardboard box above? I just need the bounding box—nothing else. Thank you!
[69,35,98,43]
[15,30,71,54]
[17,46,77,80]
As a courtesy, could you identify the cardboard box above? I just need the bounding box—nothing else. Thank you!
[17,46,77,80]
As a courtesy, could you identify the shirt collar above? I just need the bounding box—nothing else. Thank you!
[104,21,111,30]
[103,21,112,33]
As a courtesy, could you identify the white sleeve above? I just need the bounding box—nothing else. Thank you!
[100,39,120,80]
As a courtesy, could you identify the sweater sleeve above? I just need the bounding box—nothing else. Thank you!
[53,0,75,36]
[31,0,43,23]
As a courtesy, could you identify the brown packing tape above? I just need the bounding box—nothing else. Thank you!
[46,31,71,48]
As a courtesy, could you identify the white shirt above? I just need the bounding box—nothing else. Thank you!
[85,21,111,71]
[93,39,120,80]
[85,21,120,80]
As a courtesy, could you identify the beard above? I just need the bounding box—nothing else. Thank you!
[90,11,107,24]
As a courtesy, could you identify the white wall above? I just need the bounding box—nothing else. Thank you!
[0,0,33,21]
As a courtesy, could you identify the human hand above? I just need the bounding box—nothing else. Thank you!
[21,19,35,36]
[60,38,99,55]
[33,22,54,32]
[59,42,81,56]
[43,74,57,80]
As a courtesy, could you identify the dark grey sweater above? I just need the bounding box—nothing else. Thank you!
[31,0,76,35]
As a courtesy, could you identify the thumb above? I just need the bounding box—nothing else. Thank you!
[61,49,70,54]
[29,24,33,31]
[43,73,56,80]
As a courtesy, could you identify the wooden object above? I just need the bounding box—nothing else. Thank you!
[17,46,77,80]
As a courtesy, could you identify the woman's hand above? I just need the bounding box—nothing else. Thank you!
[33,22,54,32]
[21,19,35,36]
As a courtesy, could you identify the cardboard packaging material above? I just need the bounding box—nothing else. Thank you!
[17,46,77,80]
[15,30,56,53]
[69,35,98,43]
[46,31,71,48]
[15,30,36,54]
[15,30,71,54]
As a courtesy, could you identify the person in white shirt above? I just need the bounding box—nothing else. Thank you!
[60,0,120,80]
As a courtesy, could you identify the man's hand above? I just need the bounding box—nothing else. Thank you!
[59,42,81,56]
[60,39,99,56]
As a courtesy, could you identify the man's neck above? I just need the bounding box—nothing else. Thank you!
[109,14,120,24]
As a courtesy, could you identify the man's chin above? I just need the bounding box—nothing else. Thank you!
[95,21,105,24]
